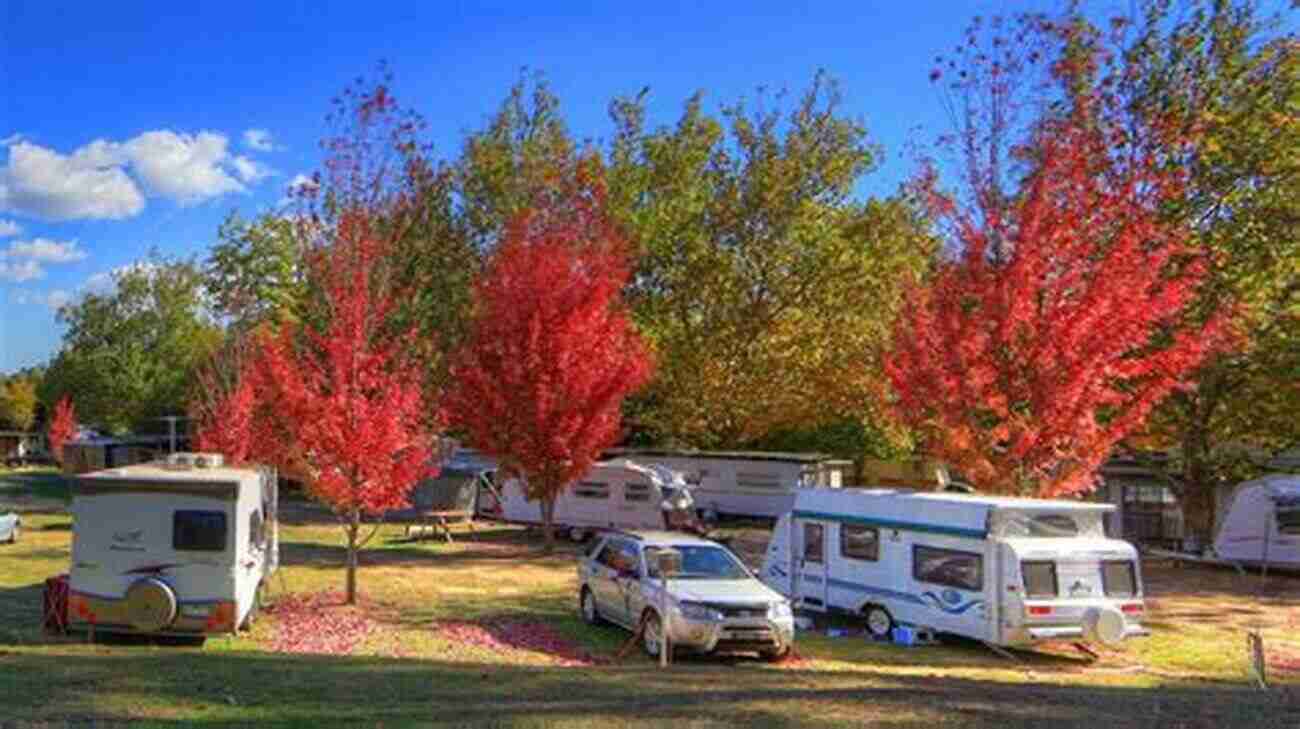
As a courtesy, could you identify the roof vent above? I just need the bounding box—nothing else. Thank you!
[165,452,225,469]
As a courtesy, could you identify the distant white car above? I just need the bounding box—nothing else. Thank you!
[0,512,19,544]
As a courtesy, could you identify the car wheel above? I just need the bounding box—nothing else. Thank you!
[579,587,603,626]
[864,605,894,639]
[641,610,664,658]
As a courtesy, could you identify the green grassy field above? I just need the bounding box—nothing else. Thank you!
[1,469,1297,727]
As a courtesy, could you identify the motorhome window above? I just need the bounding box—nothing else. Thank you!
[840,524,879,561]
[624,481,652,502]
[913,545,983,591]
[803,523,825,564]
[1021,561,1058,598]
[173,510,227,552]
[1101,560,1138,597]
[737,472,782,490]
[574,481,609,499]
[1277,506,1300,536]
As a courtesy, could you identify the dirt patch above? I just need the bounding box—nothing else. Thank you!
[433,618,602,666]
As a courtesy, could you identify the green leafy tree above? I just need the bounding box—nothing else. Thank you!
[606,73,936,448]
[39,257,222,434]
[0,376,39,431]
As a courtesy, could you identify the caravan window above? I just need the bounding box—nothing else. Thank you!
[173,510,227,552]
[913,545,983,591]
[624,481,652,503]
[1101,560,1138,597]
[1278,507,1300,536]
[1021,561,1058,598]
[574,481,609,499]
[840,524,879,561]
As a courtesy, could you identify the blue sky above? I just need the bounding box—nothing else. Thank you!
[2,1,1295,372]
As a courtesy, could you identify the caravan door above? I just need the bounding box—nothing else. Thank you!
[796,520,830,610]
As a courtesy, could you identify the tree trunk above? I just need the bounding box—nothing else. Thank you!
[1180,423,1216,547]
[540,496,556,554]
[345,509,360,605]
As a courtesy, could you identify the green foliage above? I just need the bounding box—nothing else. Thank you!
[0,376,39,431]
[204,212,305,329]
[606,73,935,448]
[38,256,222,435]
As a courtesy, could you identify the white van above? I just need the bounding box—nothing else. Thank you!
[1214,474,1300,568]
[604,449,853,519]
[761,488,1148,648]
[479,459,700,535]
[68,455,277,638]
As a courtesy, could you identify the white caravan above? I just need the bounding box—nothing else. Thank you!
[1214,474,1300,568]
[68,454,277,638]
[479,459,701,534]
[761,488,1148,648]
[604,449,853,519]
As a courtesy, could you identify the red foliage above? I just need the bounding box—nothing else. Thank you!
[46,396,77,465]
[194,361,256,463]
[248,212,439,602]
[446,165,653,549]
[887,119,1221,497]
[265,591,377,656]
[252,214,437,515]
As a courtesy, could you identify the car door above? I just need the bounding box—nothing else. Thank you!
[588,540,622,619]
[798,521,830,610]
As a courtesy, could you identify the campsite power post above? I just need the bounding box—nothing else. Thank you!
[655,548,682,669]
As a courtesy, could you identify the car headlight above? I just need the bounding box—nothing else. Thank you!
[768,601,793,619]
[677,602,724,622]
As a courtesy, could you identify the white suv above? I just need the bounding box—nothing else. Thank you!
[577,530,795,660]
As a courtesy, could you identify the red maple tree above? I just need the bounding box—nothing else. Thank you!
[250,211,440,603]
[193,356,257,464]
[886,116,1221,497]
[46,396,77,466]
[447,165,653,551]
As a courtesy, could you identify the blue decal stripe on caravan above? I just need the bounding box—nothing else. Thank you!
[825,578,926,606]
[921,592,985,615]
[793,510,986,539]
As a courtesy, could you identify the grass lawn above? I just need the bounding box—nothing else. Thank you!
[1,476,1297,727]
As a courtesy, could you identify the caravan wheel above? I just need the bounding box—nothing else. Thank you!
[864,605,894,639]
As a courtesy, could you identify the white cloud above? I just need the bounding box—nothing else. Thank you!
[0,134,22,147]
[0,259,43,283]
[232,155,274,184]
[0,141,145,220]
[0,219,20,237]
[242,128,276,152]
[11,288,71,311]
[3,237,87,263]
[121,131,245,204]
[0,130,280,221]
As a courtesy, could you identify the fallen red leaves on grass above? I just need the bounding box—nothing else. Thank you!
[265,591,378,656]
[433,618,603,666]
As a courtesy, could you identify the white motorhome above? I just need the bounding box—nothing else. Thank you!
[761,488,1148,648]
[1214,474,1300,568]
[604,449,853,520]
[67,454,277,638]
[479,459,700,535]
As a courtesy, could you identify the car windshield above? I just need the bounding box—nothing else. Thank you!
[644,545,749,580]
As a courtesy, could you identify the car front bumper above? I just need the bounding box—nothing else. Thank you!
[666,613,795,654]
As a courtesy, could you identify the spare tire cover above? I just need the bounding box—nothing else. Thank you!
[125,577,178,632]
[1083,606,1126,647]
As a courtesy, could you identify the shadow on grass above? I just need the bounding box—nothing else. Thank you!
[0,468,71,502]
[0,649,1293,728]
